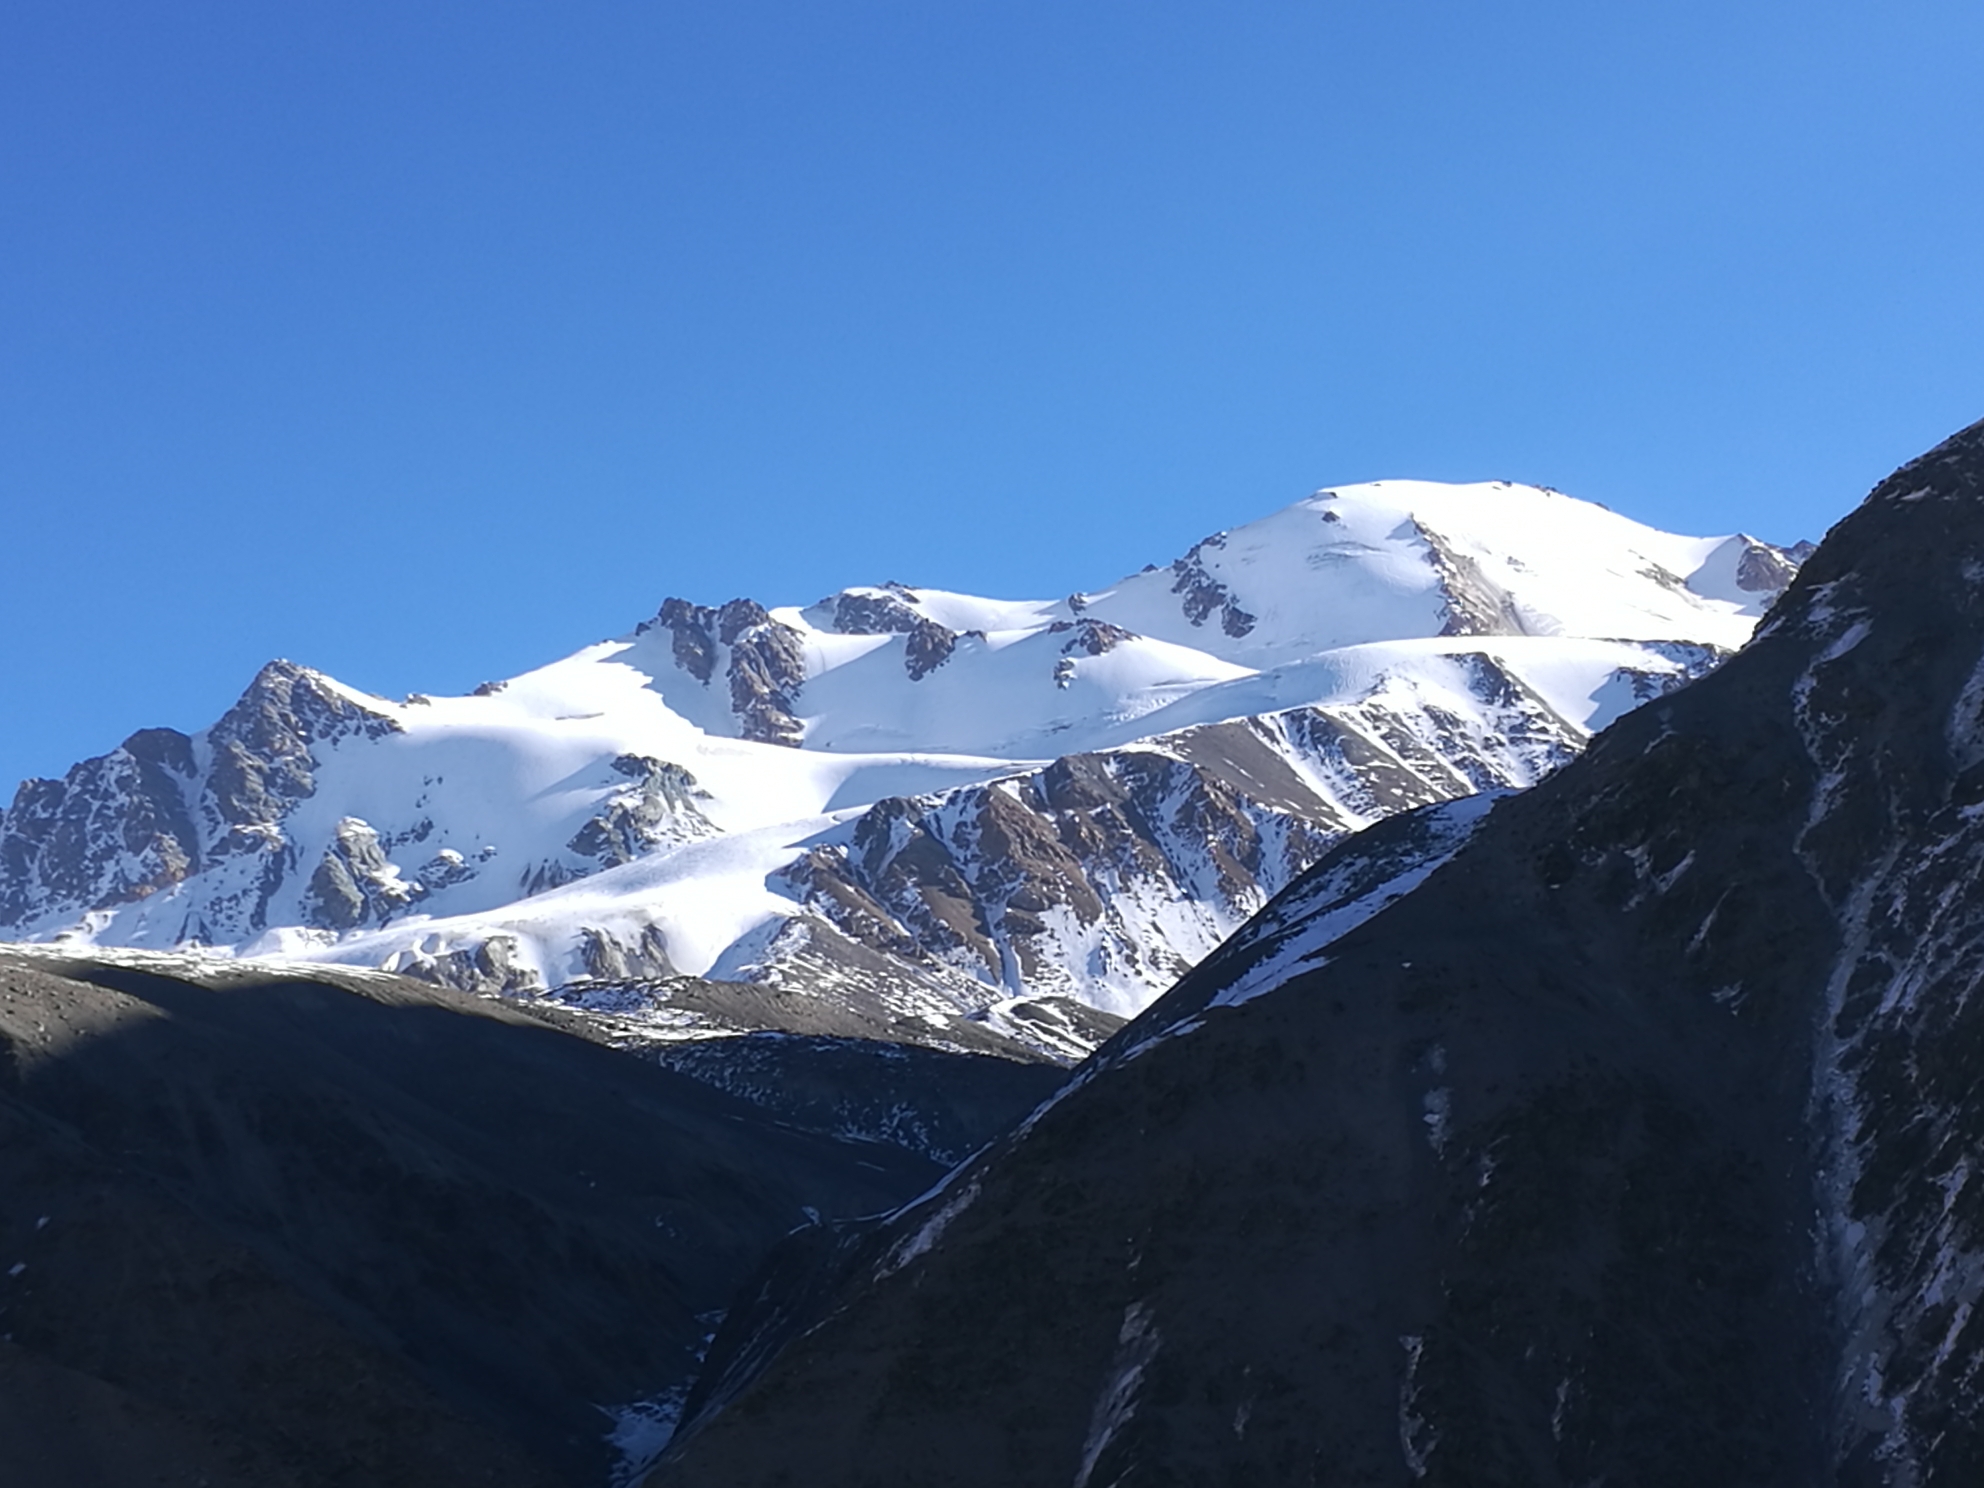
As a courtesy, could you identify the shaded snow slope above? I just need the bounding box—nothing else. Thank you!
[0,481,1806,1053]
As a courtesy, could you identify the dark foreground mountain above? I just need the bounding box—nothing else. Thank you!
[648,423,1984,1488]
[0,947,1059,1487]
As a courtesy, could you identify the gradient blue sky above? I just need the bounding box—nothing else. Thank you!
[4,1,1982,790]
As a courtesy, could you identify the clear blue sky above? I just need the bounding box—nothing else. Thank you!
[4,1,1982,791]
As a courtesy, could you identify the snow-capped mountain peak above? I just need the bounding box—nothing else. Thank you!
[0,479,1809,1058]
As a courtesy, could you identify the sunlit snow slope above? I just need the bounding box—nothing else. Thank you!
[0,481,1809,1057]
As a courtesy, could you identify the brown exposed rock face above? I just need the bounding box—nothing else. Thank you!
[777,748,1327,1001]
[1415,518,1537,636]
[1047,617,1137,655]
[645,598,810,745]
[902,616,958,680]
[578,922,678,981]
[0,661,401,939]
[597,647,1730,1063]
[1169,530,1259,638]
[566,755,715,869]
[653,597,720,683]
[0,513,1786,1071]
[301,818,423,931]
[204,660,400,829]
[1734,534,1817,593]
[824,585,926,635]
[194,663,404,939]
[0,728,202,926]
[389,931,545,996]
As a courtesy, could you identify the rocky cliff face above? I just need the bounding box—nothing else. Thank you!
[641,598,810,746]
[0,726,202,927]
[0,662,401,942]
[648,419,1984,1486]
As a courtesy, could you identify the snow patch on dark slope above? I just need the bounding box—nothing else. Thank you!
[646,418,1984,1486]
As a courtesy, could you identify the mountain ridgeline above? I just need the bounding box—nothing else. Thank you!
[0,482,1799,1060]
[645,421,1984,1486]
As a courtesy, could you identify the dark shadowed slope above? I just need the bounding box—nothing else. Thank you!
[651,419,1984,1487]
[0,949,1055,1487]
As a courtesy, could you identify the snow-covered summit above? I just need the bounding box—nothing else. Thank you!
[616,480,1787,759]
[0,480,1809,1056]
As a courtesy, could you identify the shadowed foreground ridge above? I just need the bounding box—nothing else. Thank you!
[0,950,1058,1488]
[652,419,1984,1486]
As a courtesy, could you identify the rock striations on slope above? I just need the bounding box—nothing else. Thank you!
[646,420,1984,1486]
[0,484,1804,1060]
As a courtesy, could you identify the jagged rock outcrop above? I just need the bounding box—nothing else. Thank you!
[1417,517,1536,635]
[555,924,1125,1067]
[0,670,735,970]
[326,641,1720,1062]
[382,931,545,996]
[0,662,401,941]
[819,583,926,636]
[0,727,201,926]
[643,598,809,745]
[520,756,717,900]
[415,846,475,891]
[301,817,424,931]
[901,616,957,680]
[1738,535,1816,592]
[806,583,963,683]
[1049,616,1136,655]
[576,922,678,981]
[569,756,715,867]
[1169,530,1259,637]
[204,660,400,830]
[649,420,1984,1487]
